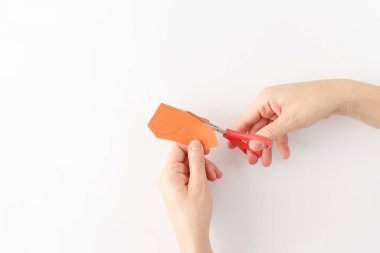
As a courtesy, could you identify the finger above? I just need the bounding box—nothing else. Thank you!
[188,140,207,187]
[171,162,189,176]
[249,115,288,151]
[164,144,189,184]
[215,166,223,179]
[261,147,272,167]
[166,143,187,165]
[229,116,267,149]
[230,99,267,149]
[228,140,236,149]
[259,102,276,120]
[236,110,260,133]
[245,117,267,165]
[164,162,189,187]
[205,159,219,181]
[269,114,278,121]
[277,134,290,159]
[247,149,259,165]
[178,143,210,156]
[249,117,268,134]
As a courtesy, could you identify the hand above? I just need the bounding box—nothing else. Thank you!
[229,79,355,166]
[159,140,222,253]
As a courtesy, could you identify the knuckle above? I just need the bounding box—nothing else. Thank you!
[190,155,205,166]
[171,162,183,170]
[260,127,275,140]
[171,162,187,175]
[259,105,267,115]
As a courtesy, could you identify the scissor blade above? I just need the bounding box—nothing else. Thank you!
[186,111,209,123]
[205,121,226,135]
[186,111,226,135]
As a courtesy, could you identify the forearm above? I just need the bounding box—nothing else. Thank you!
[336,80,380,128]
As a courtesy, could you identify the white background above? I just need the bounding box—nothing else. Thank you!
[1,0,380,252]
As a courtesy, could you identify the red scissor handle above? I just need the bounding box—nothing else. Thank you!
[223,129,272,157]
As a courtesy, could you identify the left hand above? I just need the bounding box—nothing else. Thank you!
[159,140,222,253]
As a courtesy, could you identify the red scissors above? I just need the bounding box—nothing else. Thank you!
[188,112,272,157]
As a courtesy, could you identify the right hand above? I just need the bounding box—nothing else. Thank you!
[229,79,353,166]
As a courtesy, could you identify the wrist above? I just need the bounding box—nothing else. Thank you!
[334,80,380,128]
[332,79,361,117]
[177,232,212,253]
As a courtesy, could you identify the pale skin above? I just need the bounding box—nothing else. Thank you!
[159,141,220,253]
[159,79,380,252]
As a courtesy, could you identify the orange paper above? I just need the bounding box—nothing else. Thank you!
[148,103,218,149]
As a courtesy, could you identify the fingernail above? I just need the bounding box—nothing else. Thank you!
[249,140,263,151]
[190,140,201,150]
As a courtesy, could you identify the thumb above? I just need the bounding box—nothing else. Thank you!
[249,116,288,151]
[188,140,207,188]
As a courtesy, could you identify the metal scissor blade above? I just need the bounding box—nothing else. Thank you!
[186,111,226,135]
[204,121,226,135]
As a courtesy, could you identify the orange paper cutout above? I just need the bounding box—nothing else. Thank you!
[148,103,218,149]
